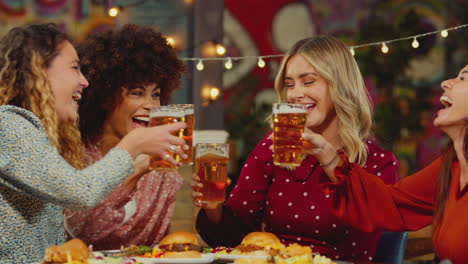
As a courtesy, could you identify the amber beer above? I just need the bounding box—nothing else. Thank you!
[175,104,194,166]
[149,106,185,171]
[195,143,229,203]
[272,103,307,167]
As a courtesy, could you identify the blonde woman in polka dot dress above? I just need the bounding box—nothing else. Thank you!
[64,25,186,250]
[193,36,398,262]
[0,24,187,263]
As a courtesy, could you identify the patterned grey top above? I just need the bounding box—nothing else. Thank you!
[0,105,134,263]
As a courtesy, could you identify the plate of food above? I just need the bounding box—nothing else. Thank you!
[134,231,214,264]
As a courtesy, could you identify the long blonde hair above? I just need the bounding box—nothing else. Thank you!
[274,36,373,166]
[0,24,84,169]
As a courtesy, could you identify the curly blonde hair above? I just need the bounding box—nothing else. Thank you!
[0,23,84,169]
[275,36,373,166]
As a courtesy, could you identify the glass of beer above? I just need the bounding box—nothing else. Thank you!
[272,103,308,167]
[174,104,195,166]
[194,143,229,203]
[149,105,185,171]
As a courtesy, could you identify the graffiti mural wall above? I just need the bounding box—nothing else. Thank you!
[223,0,464,177]
[0,0,115,40]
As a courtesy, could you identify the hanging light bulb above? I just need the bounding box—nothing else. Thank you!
[216,44,226,55]
[349,47,355,56]
[108,6,120,17]
[225,57,233,70]
[196,60,204,71]
[411,38,420,48]
[441,30,448,38]
[381,43,389,54]
[257,57,266,68]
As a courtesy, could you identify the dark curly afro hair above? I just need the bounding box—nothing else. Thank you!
[78,24,185,143]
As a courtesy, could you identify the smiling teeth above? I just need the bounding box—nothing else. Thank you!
[72,92,81,101]
[440,96,452,107]
[133,116,149,122]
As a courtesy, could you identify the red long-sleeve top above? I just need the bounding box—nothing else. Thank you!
[197,132,398,261]
[323,153,468,263]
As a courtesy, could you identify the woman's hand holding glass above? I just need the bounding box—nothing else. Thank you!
[190,173,231,223]
[117,122,188,166]
[301,129,341,182]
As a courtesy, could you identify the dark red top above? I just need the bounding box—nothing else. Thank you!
[322,153,468,264]
[197,132,398,261]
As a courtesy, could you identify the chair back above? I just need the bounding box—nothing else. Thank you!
[373,231,408,264]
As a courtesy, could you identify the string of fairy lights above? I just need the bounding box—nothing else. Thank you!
[106,4,467,72]
[185,23,468,71]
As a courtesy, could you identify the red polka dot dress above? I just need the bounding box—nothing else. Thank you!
[196,132,398,261]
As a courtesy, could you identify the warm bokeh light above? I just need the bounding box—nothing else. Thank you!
[349,47,355,56]
[411,38,419,48]
[166,37,176,47]
[108,7,119,17]
[216,44,226,55]
[209,87,220,101]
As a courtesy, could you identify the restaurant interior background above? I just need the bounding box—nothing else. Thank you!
[1,0,466,261]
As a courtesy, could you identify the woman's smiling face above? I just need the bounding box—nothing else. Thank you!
[104,83,161,139]
[285,54,337,131]
[434,64,468,130]
[46,41,89,123]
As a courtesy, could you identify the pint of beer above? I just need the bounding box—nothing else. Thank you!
[194,143,229,203]
[272,103,307,167]
[149,106,185,171]
[174,104,194,166]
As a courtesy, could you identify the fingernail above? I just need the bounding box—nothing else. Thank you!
[183,145,190,150]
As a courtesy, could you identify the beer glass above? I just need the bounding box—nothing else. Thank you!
[194,143,229,203]
[272,103,308,167]
[149,105,185,171]
[174,104,194,166]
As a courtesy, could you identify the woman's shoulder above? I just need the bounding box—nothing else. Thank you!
[0,105,44,134]
[250,131,274,158]
[365,139,397,164]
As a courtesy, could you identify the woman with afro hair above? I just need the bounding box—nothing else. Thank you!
[64,24,186,249]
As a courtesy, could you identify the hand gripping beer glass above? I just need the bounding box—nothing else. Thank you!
[194,143,229,203]
[272,103,308,167]
[174,104,195,166]
[149,105,185,171]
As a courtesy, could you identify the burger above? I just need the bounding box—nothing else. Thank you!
[232,232,285,257]
[43,238,90,264]
[157,231,202,258]
[273,244,312,264]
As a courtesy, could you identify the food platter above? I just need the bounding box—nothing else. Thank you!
[134,254,215,264]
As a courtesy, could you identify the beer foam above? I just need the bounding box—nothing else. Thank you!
[185,109,194,115]
[150,111,185,118]
[273,104,307,114]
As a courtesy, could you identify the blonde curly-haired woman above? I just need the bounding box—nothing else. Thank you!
[0,23,187,263]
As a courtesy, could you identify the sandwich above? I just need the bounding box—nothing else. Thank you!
[42,238,90,264]
[232,232,285,257]
[274,244,312,264]
[156,231,202,258]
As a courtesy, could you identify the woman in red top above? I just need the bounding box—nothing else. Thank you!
[303,64,468,263]
[193,36,398,261]
[64,24,186,249]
